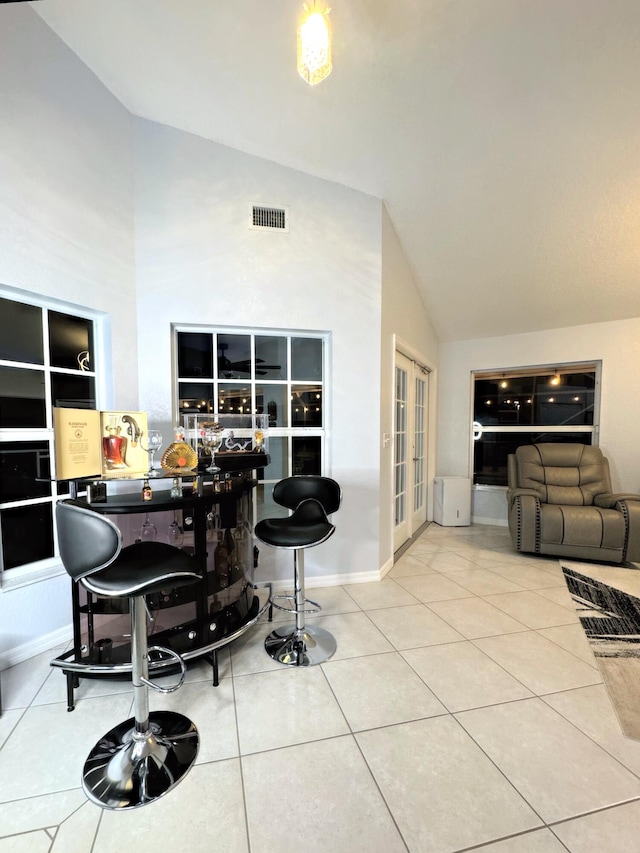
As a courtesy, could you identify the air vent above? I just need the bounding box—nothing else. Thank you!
[250,205,289,232]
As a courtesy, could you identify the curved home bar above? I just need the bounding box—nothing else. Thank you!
[52,462,271,710]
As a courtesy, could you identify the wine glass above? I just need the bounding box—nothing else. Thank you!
[142,430,163,476]
[202,427,223,473]
[139,513,157,542]
[167,512,182,548]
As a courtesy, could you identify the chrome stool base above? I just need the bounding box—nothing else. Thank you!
[265,624,337,666]
[82,711,199,810]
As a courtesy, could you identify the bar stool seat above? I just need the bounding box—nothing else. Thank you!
[255,477,341,666]
[56,500,202,810]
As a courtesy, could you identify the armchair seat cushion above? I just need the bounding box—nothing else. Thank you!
[540,504,625,549]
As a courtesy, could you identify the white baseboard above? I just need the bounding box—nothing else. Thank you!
[379,557,394,579]
[471,516,508,527]
[1,624,73,671]
[275,568,382,590]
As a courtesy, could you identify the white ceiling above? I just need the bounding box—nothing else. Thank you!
[31,0,640,342]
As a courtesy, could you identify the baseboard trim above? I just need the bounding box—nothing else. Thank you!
[301,568,382,587]
[379,557,394,579]
[471,516,508,527]
[1,624,73,671]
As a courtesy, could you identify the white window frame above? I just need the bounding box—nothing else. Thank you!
[0,287,107,590]
[173,324,330,527]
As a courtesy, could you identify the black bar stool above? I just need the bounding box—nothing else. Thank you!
[56,500,201,810]
[255,476,341,666]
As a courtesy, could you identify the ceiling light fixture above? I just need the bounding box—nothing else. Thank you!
[297,3,332,86]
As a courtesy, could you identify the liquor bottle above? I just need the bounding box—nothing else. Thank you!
[142,478,152,501]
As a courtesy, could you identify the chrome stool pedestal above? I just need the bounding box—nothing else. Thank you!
[256,476,342,668]
[82,597,198,809]
[265,549,337,666]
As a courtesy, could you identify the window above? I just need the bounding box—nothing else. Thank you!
[472,363,600,486]
[0,293,98,583]
[175,327,328,523]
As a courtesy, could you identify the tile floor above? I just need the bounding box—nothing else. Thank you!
[2,524,640,851]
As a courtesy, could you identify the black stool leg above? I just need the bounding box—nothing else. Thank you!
[81,596,199,809]
[265,548,337,666]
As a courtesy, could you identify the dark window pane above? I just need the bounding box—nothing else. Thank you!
[473,432,593,486]
[0,366,46,428]
[256,384,287,427]
[0,441,51,502]
[291,337,322,380]
[292,437,321,475]
[291,385,323,427]
[49,311,94,371]
[177,332,213,379]
[218,334,251,379]
[218,384,252,416]
[474,372,595,427]
[1,503,54,570]
[255,336,287,379]
[51,374,95,409]
[179,382,214,414]
[0,298,44,364]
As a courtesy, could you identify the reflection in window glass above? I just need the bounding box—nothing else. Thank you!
[256,384,287,427]
[1,503,54,570]
[49,311,94,371]
[474,372,595,427]
[51,374,96,409]
[0,366,46,428]
[0,298,43,364]
[178,382,215,414]
[178,333,213,379]
[291,337,323,380]
[255,336,287,379]
[218,384,252,416]
[0,441,51,502]
[293,436,321,475]
[291,385,322,427]
[474,432,592,486]
[218,334,251,379]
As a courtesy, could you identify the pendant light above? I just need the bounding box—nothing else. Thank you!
[297,3,332,86]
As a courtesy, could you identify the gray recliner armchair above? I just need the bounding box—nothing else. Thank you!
[507,443,640,563]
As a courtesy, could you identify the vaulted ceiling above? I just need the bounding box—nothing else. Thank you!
[31,0,640,342]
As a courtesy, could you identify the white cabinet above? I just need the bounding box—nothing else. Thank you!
[433,477,471,526]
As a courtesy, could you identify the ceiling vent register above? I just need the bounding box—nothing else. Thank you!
[250,205,289,232]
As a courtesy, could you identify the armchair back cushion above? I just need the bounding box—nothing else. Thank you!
[513,444,611,506]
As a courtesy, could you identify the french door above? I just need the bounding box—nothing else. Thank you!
[393,351,428,551]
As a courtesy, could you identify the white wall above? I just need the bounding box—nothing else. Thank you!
[438,317,640,525]
[380,207,439,564]
[133,120,383,585]
[0,7,136,659]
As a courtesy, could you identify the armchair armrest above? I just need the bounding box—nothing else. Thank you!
[507,488,541,509]
[594,493,640,509]
[507,491,541,554]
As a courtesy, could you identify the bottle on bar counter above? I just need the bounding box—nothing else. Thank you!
[142,478,152,501]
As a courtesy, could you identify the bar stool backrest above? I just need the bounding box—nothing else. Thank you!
[56,500,122,581]
[272,476,341,515]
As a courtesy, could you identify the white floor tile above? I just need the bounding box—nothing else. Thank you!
[367,603,465,650]
[473,631,602,695]
[402,641,533,712]
[94,760,249,853]
[552,800,640,851]
[484,590,578,629]
[242,736,407,852]
[342,578,420,609]
[356,716,542,852]
[395,573,472,603]
[427,597,528,639]
[234,667,349,754]
[456,697,640,822]
[322,652,446,730]
[473,828,569,851]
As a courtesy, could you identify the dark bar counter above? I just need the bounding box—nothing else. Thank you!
[52,466,271,710]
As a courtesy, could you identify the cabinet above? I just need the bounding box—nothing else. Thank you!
[52,473,271,710]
